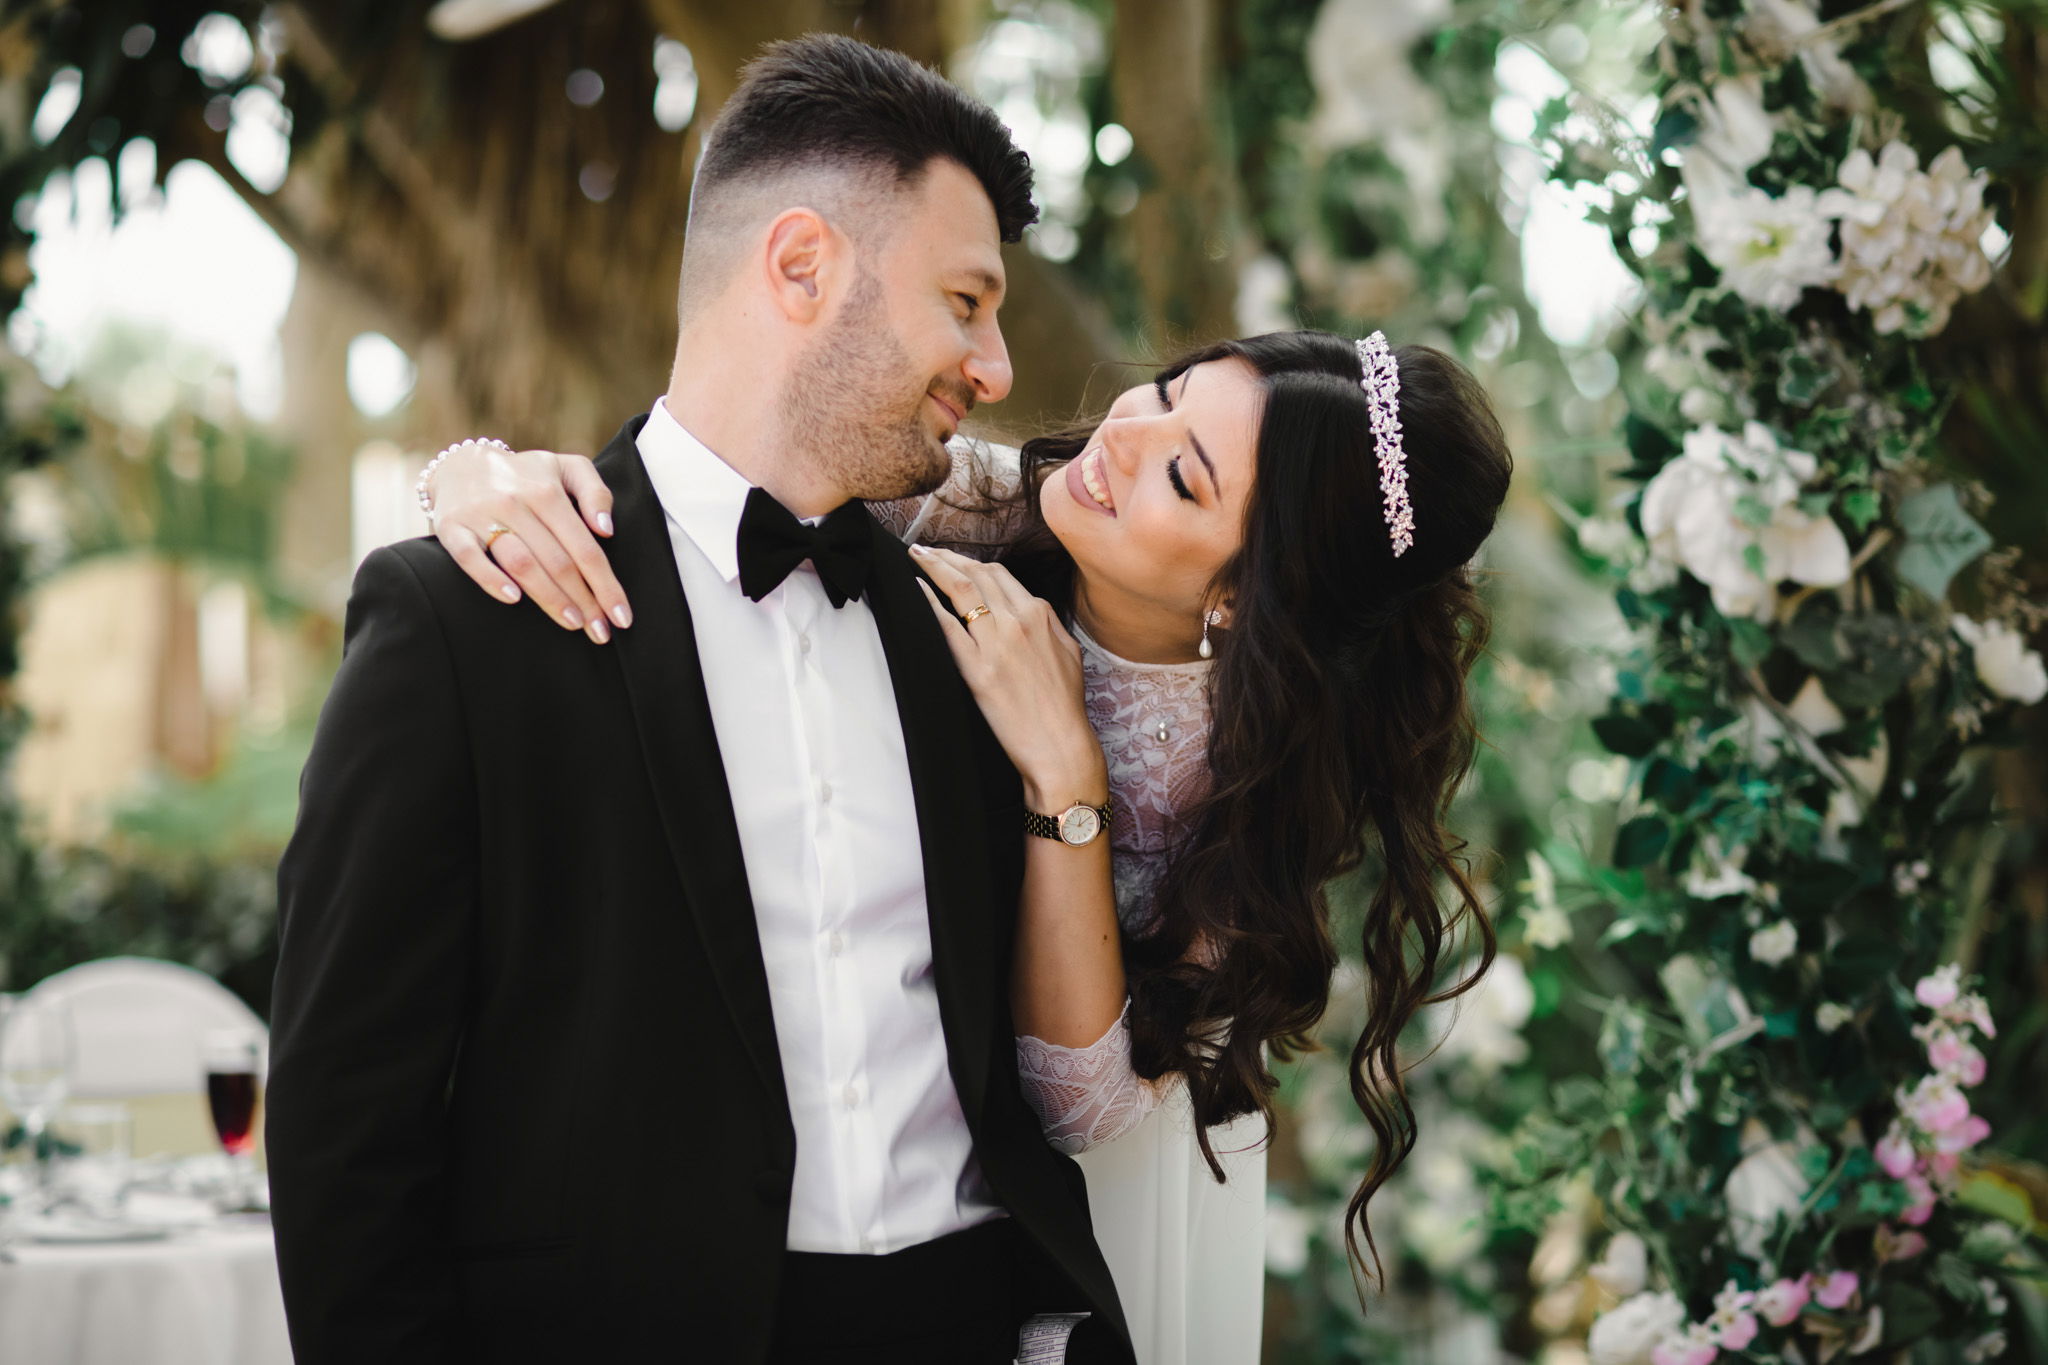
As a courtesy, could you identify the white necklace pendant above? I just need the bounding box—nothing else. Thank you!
[1153,719,1172,743]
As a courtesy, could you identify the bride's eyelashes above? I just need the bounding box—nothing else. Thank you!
[1167,457,1196,503]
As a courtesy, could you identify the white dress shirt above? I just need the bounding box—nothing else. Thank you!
[635,399,1002,1255]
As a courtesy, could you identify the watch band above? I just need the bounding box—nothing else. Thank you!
[1024,796,1114,844]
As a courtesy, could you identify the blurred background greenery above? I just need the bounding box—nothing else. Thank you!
[0,1,2042,1360]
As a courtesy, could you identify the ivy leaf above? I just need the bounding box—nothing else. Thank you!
[1615,815,1672,869]
[1841,488,1881,532]
[1878,1283,1942,1346]
[1593,702,1675,757]
[1652,105,1700,160]
[1897,484,1991,601]
[1728,618,1773,669]
[1781,599,1843,670]
[1599,1006,1646,1075]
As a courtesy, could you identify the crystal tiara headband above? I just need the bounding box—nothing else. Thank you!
[1356,331,1414,558]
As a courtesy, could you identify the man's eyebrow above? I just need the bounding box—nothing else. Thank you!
[1177,371,1220,496]
[958,267,1005,300]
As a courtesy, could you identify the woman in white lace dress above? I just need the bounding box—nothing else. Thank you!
[425,331,1513,1363]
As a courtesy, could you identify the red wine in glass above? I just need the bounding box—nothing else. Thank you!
[207,1069,259,1156]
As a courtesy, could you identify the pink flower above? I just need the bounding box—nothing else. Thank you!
[1946,992,1996,1039]
[1715,1312,1759,1350]
[1756,1275,1812,1326]
[1651,1324,1720,1365]
[1814,1270,1859,1310]
[1877,1224,1929,1262]
[1900,1172,1937,1226]
[1905,1078,1971,1135]
[1915,964,1961,1009]
[1927,1150,1960,1179]
[1875,1123,1918,1179]
[1934,1113,1992,1154]
[1708,1281,1758,1349]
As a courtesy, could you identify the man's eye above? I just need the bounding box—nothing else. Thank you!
[1167,457,1195,503]
[956,293,981,317]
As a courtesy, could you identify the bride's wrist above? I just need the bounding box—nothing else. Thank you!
[1020,754,1110,815]
[417,436,511,523]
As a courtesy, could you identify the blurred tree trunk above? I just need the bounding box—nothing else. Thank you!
[1110,0,1242,350]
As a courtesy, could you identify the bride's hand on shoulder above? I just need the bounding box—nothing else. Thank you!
[913,546,1106,808]
[427,439,632,644]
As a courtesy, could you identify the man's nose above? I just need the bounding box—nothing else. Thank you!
[964,322,1013,405]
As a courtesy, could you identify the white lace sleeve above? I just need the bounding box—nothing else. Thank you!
[867,438,1026,562]
[1015,1000,1167,1154]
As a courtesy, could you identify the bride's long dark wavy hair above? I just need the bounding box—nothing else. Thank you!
[996,330,1512,1286]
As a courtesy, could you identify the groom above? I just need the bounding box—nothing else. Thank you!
[267,34,1131,1365]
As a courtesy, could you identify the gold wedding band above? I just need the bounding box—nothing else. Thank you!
[482,523,512,551]
[962,603,993,626]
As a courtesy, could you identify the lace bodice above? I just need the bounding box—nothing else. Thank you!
[872,440,1215,1153]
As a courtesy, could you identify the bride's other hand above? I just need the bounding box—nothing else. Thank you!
[429,442,632,643]
[913,546,1106,809]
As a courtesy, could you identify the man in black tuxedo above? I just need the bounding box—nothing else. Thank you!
[268,35,1131,1365]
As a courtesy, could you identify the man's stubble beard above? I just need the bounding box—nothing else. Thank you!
[781,268,955,505]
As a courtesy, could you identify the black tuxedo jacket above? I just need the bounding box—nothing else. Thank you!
[268,416,1132,1364]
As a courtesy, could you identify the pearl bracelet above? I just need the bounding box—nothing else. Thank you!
[416,437,512,525]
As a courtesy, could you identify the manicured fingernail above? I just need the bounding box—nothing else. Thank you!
[597,513,614,535]
[563,607,583,629]
[499,584,521,602]
[909,544,929,556]
[610,604,632,629]
[587,617,611,644]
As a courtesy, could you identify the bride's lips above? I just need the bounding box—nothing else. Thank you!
[1064,446,1117,517]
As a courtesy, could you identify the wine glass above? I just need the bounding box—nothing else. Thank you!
[202,1029,264,1213]
[0,994,76,1211]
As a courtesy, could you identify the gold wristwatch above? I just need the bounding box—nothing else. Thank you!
[1025,796,1113,847]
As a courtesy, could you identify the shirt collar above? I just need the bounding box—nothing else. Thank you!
[634,397,752,584]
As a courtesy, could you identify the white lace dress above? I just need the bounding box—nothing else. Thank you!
[877,442,1268,1365]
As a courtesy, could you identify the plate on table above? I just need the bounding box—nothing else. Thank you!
[22,1215,176,1245]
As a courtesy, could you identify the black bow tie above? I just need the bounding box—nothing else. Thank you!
[735,486,873,608]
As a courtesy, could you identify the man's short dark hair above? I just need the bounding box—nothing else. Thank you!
[677,34,1037,319]
[699,34,1037,241]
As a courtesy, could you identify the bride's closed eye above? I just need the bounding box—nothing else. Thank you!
[1154,377,1197,503]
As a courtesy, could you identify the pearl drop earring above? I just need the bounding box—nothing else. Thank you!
[1198,609,1222,660]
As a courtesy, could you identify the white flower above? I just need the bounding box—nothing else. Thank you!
[1524,904,1573,951]
[1590,1291,1689,1365]
[1590,1231,1650,1298]
[1964,1330,2009,1362]
[1724,1119,1812,1259]
[1952,615,2048,704]
[1578,516,1639,562]
[1639,422,1851,621]
[1425,953,1534,1072]
[1685,77,1775,193]
[1816,1001,1853,1033]
[1834,142,1997,336]
[1685,860,1756,900]
[1749,919,1799,965]
[1692,182,1847,310]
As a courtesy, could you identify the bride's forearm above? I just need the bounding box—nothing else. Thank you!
[1011,765,1127,1049]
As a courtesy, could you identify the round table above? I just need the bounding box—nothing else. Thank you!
[0,1221,291,1365]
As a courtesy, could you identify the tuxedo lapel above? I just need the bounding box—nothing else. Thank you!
[594,417,786,1107]
[863,518,1001,1126]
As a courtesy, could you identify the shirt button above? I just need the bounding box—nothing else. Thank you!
[827,931,846,957]
[841,1083,860,1110]
[818,780,833,804]
[798,632,813,656]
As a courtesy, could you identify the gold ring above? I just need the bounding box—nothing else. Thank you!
[962,603,993,626]
[482,523,512,551]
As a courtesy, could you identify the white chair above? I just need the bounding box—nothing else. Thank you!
[22,956,267,1155]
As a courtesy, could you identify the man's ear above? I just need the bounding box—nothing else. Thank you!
[762,207,835,322]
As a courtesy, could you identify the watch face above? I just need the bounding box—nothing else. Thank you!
[1059,805,1102,846]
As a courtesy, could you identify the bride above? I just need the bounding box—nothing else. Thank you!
[424,328,1511,1362]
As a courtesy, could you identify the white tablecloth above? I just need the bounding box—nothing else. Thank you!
[0,1221,291,1365]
